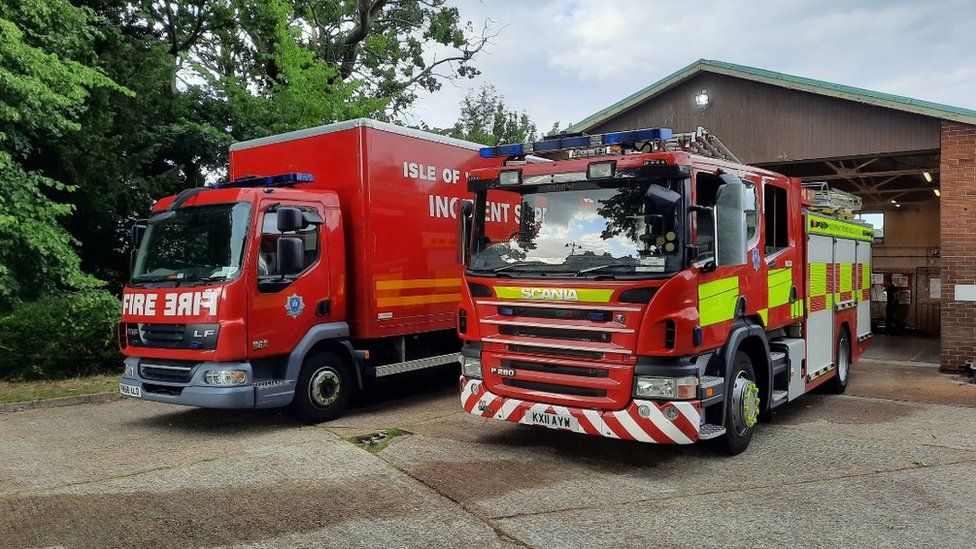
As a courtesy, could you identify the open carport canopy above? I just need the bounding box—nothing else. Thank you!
[569,59,976,373]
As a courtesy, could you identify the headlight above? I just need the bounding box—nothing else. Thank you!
[634,375,698,399]
[123,363,136,378]
[204,369,247,386]
[460,356,482,379]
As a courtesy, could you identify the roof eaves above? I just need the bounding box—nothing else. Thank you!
[569,59,976,133]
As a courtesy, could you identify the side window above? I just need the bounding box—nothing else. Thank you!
[764,184,789,255]
[744,180,758,244]
[258,209,321,277]
[694,172,719,261]
[694,173,757,260]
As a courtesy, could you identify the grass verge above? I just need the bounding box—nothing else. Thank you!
[0,374,118,404]
[347,428,408,453]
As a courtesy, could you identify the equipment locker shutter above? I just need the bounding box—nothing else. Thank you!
[855,240,872,339]
[806,233,834,378]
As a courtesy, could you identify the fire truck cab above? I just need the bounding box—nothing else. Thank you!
[456,127,872,454]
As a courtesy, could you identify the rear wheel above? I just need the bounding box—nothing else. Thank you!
[712,351,759,455]
[291,351,353,424]
[826,330,851,394]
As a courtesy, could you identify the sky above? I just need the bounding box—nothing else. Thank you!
[405,0,976,133]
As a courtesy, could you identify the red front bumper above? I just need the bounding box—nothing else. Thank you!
[460,376,702,444]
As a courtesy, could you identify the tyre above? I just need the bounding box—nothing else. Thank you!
[826,329,851,394]
[291,351,354,424]
[712,351,760,455]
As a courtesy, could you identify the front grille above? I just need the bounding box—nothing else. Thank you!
[503,378,607,398]
[508,344,603,360]
[499,325,611,343]
[140,360,195,383]
[141,324,185,345]
[143,383,185,396]
[497,306,609,321]
[125,323,219,350]
[503,359,609,378]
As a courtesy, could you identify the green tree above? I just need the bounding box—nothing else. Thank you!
[446,84,537,146]
[0,0,129,309]
[44,0,493,287]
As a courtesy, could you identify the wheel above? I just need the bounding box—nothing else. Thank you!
[290,351,353,424]
[826,330,851,394]
[712,351,760,455]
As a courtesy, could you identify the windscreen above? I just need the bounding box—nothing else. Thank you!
[470,181,683,276]
[131,202,252,286]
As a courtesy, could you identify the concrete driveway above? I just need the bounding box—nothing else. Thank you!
[1,360,974,548]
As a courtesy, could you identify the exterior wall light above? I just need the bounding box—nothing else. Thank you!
[694,89,709,108]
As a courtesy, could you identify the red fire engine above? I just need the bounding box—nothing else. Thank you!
[118,119,498,422]
[456,127,873,454]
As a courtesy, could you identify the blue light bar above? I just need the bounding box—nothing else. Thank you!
[479,143,524,158]
[479,127,672,158]
[602,128,672,144]
[219,172,315,189]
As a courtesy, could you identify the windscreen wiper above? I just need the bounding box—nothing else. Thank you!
[182,275,227,286]
[492,261,548,273]
[575,264,621,276]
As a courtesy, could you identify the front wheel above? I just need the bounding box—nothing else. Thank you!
[291,351,353,424]
[712,351,760,455]
[826,330,851,394]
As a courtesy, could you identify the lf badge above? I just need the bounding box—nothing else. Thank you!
[285,294,305,318]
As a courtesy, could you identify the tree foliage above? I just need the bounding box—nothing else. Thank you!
[4,0,494,292]
[0,0,129,309]
[446,84,537,146]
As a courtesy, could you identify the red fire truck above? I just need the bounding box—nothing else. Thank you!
[456,128,873,454]
[118,119,498,422]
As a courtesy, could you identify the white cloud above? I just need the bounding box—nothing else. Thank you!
[406,0,976,132]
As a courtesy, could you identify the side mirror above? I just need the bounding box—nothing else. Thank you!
[714,174,748,267]
[129,220,148,275]
[646,184,681,210]
[277,207,306,233]
[131,220,148,248]
[456,200,474,265]
[277,237,305,275]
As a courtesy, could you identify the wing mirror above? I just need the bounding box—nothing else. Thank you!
[456,200,474,265]
[714,174,748,267]
[277,207,306,233]
[646,184,681,210]
[277,237,305,275]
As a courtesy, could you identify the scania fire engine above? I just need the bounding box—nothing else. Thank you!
[119,119,499,422]
[455,127,873,454]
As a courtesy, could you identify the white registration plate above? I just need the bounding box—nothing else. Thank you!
[526,410,579,431]
[119,383,141,398]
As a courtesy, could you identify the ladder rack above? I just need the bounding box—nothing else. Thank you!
[802,182,863,219]
[648,126,741,163]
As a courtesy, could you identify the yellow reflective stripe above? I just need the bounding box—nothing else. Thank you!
[698,276,739,326]
[493,286,614,302]
[768,268,792,308]
[758,308,768,325]
[699,276,739,298]
[376,278,462,290]
[862,262,871,290]
[840,263,852,293]
[376,293,461,307]
[807,214,874,241]
[809,263,827,297]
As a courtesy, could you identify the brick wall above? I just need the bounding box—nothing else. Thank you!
[940,121,976,372]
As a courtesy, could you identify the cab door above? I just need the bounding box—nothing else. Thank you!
[248,200,331,360]
[761,177,802,330]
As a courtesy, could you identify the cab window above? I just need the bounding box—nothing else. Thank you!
[764,184,789,255]
[694,173,757,260]
[258,209,321,276]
